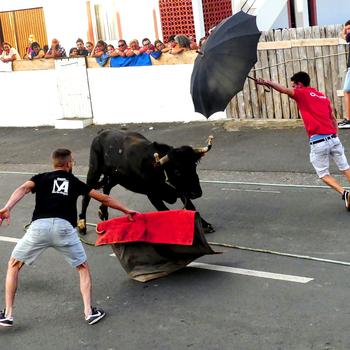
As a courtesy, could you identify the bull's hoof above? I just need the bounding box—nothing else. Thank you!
[77,219,87,235]
[98,209,108,221]
[203,224,215,234]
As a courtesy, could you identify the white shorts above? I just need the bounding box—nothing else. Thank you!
[310,136,350,178]
[344,68,350,93]
[11,218,87,268]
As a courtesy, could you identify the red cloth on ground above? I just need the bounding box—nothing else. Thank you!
[95,210,196,246]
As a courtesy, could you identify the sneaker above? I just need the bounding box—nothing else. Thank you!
[343,190,350,211]
[85,307,105,325]
[338,119,350,129]
[0,309,13,327]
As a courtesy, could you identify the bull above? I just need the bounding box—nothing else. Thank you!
[78,130,214,234]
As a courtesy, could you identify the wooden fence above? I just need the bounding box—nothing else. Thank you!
[228,24,349,119]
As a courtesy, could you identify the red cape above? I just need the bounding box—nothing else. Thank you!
[95,210,196,246]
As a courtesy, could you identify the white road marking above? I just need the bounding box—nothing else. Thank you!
[221,188,281,194]
[109,254,312,283]
[0,171,333,189]
[0,236,20,243]
[189,262,313,283]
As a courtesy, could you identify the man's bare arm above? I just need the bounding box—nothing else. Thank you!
[0,181,35,224]
[256,78,294,97]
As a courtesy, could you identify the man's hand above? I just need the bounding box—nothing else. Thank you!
[0,207,10,225]
[125,209,138,221]
[256,78,271,87]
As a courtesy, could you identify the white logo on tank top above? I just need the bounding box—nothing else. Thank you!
[52,178,69,195]
[309,92,327,99]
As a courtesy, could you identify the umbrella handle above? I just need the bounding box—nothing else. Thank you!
[248,75,271,92]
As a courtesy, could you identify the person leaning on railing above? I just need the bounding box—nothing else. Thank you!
[45,38,67,58]
[0,42,21,62]
[23,42,45,60]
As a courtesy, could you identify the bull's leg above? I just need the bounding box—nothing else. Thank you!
[78,167,102,235]
[98,177,119,221]
[147,195,169,211]
[180,197,215,233]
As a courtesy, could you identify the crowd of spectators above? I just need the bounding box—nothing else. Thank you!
[0,33,208,66]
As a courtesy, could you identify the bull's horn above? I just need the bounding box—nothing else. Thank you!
[154,153,169,166]
[194,135,214,153]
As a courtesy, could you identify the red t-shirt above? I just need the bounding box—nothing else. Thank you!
[292,87,336,137]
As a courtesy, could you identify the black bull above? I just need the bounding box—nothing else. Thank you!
[78,130,215,233]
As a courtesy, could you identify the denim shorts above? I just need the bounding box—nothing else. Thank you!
[344,68,350,93]
[309,137,350,177]
[11,218,87,268]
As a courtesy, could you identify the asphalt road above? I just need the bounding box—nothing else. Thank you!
[1,122,350,349]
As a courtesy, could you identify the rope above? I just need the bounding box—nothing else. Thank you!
[80,222,350,267]
[252,51,348,72]
[208,241,350,267]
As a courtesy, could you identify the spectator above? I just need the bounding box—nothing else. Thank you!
[91,40,107,58]
[69,47,79,57]
[198,36,207,49]
[107,44,115,56]
[92,40,109,66]
[126,39,141,57]
[0,42,3,55]
[154,39,170,53]
[338,20,350,129]
[43,45,49,54]
[0,42,21,62]
[115,39,128,57]
[140,38,155,54]
[167,35,176,48]
[24,42,45,60]
[85,41,94,56]
[189,36,198,50]
[45,38,67,58]
[76,38,89,56]
[169,35,190,55]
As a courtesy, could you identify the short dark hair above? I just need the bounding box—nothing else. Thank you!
[31,42,40,49]
[52,149,72,167]
[345,20,350,26]
[76,38,84,44]
[291,71,310,87]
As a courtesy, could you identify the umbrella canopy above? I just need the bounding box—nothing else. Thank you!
[190,11,261,118]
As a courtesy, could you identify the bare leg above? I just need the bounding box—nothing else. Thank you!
[4,258,24,318]
[320,174,345,194]
[77,262,92,318]
[342,168,350,183]
[344,92,350,120]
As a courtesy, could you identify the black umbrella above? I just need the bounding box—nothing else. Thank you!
[190,11,261,118]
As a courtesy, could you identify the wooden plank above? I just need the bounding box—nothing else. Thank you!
[248,68,260,118]
[283,28,298,119]
[325,25,340,117]
[296,27,308,73]
[304,27,317,91]
[236,91,246,119]
[275,30,290,119]
[257,38,341,51]
[242,78,253,118]
[312,26,325,93]
[337,24,348,117]
[13,58,55,71]
[267,29,282,119]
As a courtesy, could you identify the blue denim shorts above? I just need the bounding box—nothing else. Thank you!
[11,218,87,268]
[309,137,350,177]
[344,68,350,93]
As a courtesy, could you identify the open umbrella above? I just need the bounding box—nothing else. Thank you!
[190,11,261,118]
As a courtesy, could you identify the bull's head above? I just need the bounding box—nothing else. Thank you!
[154,136,213,199]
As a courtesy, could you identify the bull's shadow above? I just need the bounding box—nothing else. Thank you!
[78,129,214,234]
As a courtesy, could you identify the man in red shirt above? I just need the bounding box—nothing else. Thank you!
[257,71,350,209]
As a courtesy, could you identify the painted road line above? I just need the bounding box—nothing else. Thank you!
[189,262,313,283]
[221,188,281,194]
[0,171,333,189]
[0,236,20,243]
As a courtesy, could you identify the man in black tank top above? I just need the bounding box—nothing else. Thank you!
[0,149,137,327]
